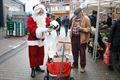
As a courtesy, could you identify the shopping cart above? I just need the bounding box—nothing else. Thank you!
[44,41,74,80]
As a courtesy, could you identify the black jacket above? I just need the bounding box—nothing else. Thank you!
[109,20,120,51]
[89,15,97,28]
[56,18,61,26]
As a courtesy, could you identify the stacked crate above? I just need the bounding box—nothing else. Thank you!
[6,21,14,36]
[6,13,27,36]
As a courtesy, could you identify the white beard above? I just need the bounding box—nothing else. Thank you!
[33,15,46,28]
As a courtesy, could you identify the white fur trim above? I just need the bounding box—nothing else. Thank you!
[50,20,60,30]
[27,40,44,47]
[50,20,59,27]
[33,4,46,17]
[32,15,46,27]
[36,27,48,38]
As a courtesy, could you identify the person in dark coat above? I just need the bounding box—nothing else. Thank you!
[62,16,70,37]
[108,14,120,71]
[89,10,105,52]
[107,14,112,27]
[89,10,97,28]
[56,17,61,36]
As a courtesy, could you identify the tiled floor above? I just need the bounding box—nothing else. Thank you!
[0,28,120,80]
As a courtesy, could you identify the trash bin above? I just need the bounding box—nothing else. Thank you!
[6,21,14,36]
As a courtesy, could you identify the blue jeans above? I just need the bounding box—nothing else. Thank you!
[64,25,68,36]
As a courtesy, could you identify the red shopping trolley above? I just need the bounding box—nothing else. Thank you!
[44,41,74,80]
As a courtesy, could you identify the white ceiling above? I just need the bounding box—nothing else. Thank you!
[83,0,120,8]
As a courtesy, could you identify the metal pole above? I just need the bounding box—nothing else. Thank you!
[59,43,65,80]
[93,0,100,60]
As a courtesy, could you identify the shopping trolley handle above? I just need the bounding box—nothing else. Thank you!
[58,41,71,44]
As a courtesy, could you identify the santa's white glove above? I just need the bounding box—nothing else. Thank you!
[36,27,49,38]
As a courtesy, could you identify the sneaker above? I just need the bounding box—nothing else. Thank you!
[80,68,85,73]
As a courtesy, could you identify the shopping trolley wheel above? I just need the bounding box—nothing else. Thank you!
[69,77,74,80]
[44,75,49,80]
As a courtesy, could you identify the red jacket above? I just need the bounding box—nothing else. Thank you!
[27,16,48,46]
[27,16,38,40]
[46,17,51,27]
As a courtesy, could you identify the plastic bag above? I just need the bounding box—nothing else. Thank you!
[103,42,110,65]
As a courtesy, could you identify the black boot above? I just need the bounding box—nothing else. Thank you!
[108,65,114,71]
[35,66,45,73]
[31,68,35,78]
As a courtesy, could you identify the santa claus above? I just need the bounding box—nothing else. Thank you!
[27,3,49,78]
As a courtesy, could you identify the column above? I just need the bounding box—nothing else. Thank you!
[0,0,4,27]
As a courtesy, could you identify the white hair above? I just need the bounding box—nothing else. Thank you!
[32,3,46,28]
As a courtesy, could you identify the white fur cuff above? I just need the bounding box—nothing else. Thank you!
[27,40,44,47]
[36,27,48,38]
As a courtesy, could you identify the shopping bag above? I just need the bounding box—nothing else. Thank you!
[103,42,110,65]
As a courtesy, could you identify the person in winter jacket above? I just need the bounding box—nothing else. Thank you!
[108,14,120,71]
[27,3,50,78]
[70,8,91,73]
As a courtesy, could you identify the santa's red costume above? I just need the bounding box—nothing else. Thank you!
[27,3,48,78]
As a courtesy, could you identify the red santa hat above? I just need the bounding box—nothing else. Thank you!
[32,3,47,27]
[33,3,46,15]
[32,4,48,39]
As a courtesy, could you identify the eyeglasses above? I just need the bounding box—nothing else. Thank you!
[37,9,44,15]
